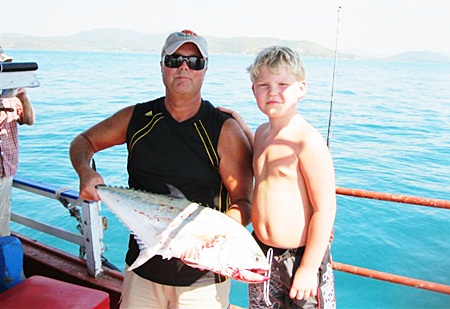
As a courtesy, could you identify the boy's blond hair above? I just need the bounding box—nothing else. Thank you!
[247,46,306,83]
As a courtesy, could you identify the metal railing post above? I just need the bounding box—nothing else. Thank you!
[81,200,104,277]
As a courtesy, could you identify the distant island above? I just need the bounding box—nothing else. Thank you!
[2,28,449,63]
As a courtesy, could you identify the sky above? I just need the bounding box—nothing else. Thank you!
[1,0,449,56]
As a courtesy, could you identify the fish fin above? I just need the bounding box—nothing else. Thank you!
[127,248,156,271]
[133,234,148,251]
[165,184,186,198]
[129,204,200,271]
[158,202,200,246]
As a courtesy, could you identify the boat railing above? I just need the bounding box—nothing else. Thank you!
[11,176,104,277]
[333,187,450,295]
[10,176,450,295]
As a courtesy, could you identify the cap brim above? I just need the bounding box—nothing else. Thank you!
[164,40,208,58]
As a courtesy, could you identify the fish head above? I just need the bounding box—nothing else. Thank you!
[193,233,270,283]
[218,234,270,283]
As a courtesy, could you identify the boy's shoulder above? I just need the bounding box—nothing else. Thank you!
[287,116,326,149]
[253,122,270,143]
[255,121,270,131]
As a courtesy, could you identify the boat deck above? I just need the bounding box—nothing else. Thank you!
[16,233,123,308]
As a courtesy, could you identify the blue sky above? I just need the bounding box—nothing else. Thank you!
[1,0,449,55]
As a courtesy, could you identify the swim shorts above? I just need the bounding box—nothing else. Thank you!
[248,234,336,309]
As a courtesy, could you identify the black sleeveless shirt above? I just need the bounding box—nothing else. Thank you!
[125,97,231,286]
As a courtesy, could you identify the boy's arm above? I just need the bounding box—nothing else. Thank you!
[290,132,337,300]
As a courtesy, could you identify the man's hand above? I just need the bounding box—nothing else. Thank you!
[180,247,205,270]
[180,235,225,270]
[79,169,105,201]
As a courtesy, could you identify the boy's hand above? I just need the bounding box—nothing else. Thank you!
[289,267,318,300]
[217,106,254,147]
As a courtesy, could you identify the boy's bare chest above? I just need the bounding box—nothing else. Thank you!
[253,141,300,178]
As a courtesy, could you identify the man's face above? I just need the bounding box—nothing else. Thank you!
[161,43,207,96]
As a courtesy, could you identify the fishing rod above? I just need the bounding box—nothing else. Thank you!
[326,6,341,149]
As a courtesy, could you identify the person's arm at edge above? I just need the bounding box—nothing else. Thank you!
[218,117,253,226]
[16,88,35,125]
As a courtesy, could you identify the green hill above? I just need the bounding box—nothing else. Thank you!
[386,51,450,63]
[1,28,354,58]
[2,28,449,62]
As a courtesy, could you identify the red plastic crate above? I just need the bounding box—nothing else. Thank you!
[0,275,110,309]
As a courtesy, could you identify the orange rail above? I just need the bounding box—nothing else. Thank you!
[336,187,450,209]
[333,262,450,295]
[333,187,450,295]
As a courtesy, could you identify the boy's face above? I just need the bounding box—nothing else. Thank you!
[252,66,306,119]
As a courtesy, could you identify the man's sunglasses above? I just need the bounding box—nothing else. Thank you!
[163,54,207,71]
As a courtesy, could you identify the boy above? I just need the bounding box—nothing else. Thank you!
[222,46,336,308]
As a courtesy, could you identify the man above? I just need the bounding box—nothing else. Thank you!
[70,30,253,308]
[0,47,36,236]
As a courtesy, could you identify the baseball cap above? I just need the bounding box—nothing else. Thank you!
[161,30,208,58]
[0,47,13,62]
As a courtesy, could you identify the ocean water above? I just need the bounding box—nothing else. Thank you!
[7,50,450,308]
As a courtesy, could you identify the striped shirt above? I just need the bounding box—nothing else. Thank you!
[0,97,24,177]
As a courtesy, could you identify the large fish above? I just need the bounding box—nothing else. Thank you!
[97,185,270,283]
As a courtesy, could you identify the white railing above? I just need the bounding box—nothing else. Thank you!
[11,176,105,277]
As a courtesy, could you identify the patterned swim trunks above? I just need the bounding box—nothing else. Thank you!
[248,234,336,309]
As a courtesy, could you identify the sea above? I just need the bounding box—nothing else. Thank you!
[6,49,450,309]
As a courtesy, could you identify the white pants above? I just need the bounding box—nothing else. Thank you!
[0,176,13,236]
[120,267,231,309]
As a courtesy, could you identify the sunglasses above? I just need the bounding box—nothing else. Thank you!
[163,54,207,70]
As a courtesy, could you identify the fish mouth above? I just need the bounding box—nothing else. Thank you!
[231,268,270,283]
